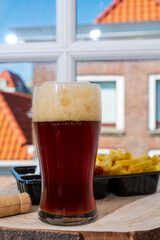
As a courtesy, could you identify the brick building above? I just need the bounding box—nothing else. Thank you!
[77,60,160,157]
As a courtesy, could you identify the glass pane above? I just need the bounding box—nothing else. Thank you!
[76,0,160,41]
[91,82,116,125]
[0,0,56,44]
[0,61,56,161]
[156,80,160,128]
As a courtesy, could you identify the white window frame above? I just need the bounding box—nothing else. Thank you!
[97,148,110,155]
[77,75,125,131]
[148,74,160,131]
[148,149,160,157]
[0,0,160,80]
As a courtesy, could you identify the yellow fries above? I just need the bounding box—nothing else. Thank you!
[96,149,160,175]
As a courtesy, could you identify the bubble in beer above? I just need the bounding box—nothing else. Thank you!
[60,97,71,107]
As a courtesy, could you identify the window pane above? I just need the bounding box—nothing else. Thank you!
[0,0,56,44]
[0,61,56,162]
[156,80,160,128]
[92,82,116,125]
[76,0,160,41]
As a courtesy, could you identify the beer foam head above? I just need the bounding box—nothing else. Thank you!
[33,82,101,122]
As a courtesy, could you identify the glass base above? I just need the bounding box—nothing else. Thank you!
[39,208,97,226]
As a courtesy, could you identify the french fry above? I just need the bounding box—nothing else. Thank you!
[96,155,112,172]
[108,149,123,161]
[156,164,160,170]
[132,160,152,172]
[138,154,151,161]
[97,154,108,161]
[144,164,160,172]
[115,158,139,166]
[119,169,128,175]
[128,165,135,174]
[108,164,122,175]
[101,156,112,172]
[143,166,157,172]
[152,155,160,165]
[109,149,124,156]
[95,149,160,176]
[120,151,132,160]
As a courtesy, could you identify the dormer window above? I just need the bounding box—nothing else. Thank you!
[0,79,7,88]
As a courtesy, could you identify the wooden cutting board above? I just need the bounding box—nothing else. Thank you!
[0,183,160,240]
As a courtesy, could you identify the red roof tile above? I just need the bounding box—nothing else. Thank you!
[1,91,32,144]
[0,91,33,160]
[94,0,160,23]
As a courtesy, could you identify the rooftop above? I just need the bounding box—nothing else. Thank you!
[0,69,29,93]
[94,0,160,23]
[0,90,33,160]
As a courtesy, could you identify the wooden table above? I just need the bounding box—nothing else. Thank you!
[0,183,160,240]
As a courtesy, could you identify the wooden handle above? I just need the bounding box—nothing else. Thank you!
[0,193,31,218]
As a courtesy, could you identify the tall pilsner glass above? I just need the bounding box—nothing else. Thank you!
[33,82,101,225]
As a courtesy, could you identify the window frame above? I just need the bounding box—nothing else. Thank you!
[77,75,125,131]
[148,74,160,131]
[0,0,160,166]
[0,0,160,82]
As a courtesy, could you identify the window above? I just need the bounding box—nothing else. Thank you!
[0,0,160,173]
[148,74,160,132]
[156,80,160,128]
[97,148,110,155]
[77,74,124,133]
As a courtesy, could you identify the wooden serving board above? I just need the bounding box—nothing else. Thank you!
[0,183,160,240]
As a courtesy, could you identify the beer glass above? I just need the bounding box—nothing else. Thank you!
[33,82,101,225]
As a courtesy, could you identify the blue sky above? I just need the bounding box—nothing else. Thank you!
[0,0,112,82]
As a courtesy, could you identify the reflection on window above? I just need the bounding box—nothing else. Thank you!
[76,0,160,41]
[0,0,56,44]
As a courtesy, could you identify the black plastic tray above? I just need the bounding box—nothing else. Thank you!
[11,166,41,205]
[10,166,160,205]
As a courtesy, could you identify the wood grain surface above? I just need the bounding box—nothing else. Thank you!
[0,183,160,240]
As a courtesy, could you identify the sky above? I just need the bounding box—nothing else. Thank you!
[0,0,113,83]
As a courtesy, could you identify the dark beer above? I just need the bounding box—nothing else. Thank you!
[34,120,101,216]
[33,82,101,225]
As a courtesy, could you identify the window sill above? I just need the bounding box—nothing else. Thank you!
[148,129,160,136]
[101,126,125,136]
